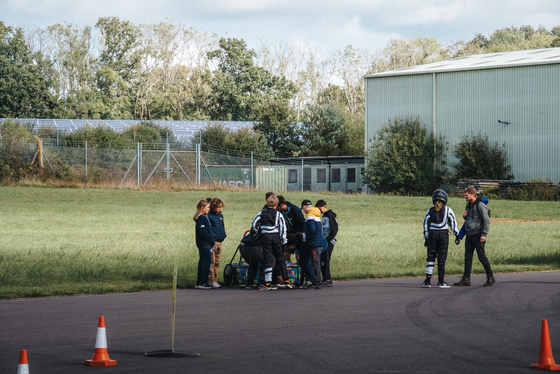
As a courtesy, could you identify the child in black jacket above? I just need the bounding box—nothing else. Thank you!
[316,199,338,287]
[194,199,215,289]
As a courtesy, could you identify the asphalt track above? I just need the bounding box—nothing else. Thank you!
[1,271,559,374]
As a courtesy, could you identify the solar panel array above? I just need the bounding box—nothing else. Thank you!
[0,118,254,142]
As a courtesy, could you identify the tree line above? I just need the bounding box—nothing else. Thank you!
[2,18,560,158]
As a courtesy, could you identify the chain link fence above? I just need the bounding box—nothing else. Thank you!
[0,139,283,190]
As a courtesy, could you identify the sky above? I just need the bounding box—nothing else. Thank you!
[2,0,560,52]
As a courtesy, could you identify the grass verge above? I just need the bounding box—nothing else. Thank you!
[0,187,559,299]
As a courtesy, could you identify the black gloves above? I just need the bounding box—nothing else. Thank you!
[424,238,428,247]
[455,236,461,245]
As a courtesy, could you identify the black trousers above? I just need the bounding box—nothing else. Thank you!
[321,242,335,281]
[426,230,449,278]
[262,234,288,282]
[464,234,493,277]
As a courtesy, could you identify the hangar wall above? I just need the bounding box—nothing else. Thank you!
[365,63,560,182]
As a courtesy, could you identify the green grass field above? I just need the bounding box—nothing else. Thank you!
[0,187,559,299]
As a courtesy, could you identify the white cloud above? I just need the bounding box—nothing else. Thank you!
[2,0,560,51]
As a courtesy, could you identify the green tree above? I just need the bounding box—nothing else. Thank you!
[363,115,446,195]
[224,127,275,160]
[120,121,176,145]
[191,122,231,149]
[450,133,513,184]
[203,37,296,121]
[46,23,103,119]
[95,16,141,119]
[253,99,301,156]
[0,22,60,118]
[316,84,364,155]
[299,103,347,156]
[64,124,121,147]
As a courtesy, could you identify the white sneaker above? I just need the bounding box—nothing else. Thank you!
[211,282,221,288]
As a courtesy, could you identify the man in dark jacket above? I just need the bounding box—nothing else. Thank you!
[316,199,338,287]
[454,186,495,287]
[277,196,305,262]
[208,198,227,288]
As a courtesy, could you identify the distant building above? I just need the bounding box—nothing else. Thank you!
[271,156,367,193]
[364,48,560,182]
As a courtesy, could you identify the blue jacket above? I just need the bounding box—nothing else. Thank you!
[195,214,215,248]
[208,211,227,242]
[304,207,324,248]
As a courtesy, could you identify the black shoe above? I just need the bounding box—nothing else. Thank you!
[421,279,431,288]
[454,277,471,286]
[484,275,495,286]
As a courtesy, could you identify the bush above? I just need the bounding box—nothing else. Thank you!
[508,178,559,201]
[363,115,446,195]
[0,139,34,182]
[450,133,513,185]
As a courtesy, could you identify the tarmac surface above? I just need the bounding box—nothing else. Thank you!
[1,271,559,374]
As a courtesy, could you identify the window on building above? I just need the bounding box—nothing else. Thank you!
[347,168,356,182]
[317,168,326,183]
[288,169,298,184]
[332,168,340,183]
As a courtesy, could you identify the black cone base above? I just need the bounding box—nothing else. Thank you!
[145,350,200,358]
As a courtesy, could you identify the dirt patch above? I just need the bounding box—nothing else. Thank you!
[492,218,560,224]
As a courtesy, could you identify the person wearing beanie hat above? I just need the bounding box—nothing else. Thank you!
[421,189,459,288]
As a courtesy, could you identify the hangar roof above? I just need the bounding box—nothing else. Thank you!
[364,47,560,78]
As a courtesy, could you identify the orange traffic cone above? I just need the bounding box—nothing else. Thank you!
[531,320,560,370]
[17,350,29,374]
[85,316,117,367]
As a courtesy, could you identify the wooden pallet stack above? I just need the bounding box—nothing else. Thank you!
[455,179,505,195]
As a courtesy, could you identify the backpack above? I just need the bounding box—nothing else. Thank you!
[476,197,491,218]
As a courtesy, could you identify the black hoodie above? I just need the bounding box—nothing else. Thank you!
[321,210,338,244]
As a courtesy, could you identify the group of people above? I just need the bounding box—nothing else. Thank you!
[192,184,494,291]
[193,192,338,291]
[421,185,495,288]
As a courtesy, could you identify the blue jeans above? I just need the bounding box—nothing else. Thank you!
[197,245,212,285]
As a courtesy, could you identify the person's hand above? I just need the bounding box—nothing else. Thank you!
[480,235,486,243]
[463,210,468,219]
[424,238,428,247]
[455,236,461,245]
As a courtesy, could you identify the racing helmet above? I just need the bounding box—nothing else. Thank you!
[432,189,448,205]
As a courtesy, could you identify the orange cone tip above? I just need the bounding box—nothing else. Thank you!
[85,316,117,367]
[17,350,29,374]
[531,320,560,371]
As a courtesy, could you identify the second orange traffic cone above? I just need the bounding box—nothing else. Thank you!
[17,350,29,374]
[85,316,117,367]
[531,319,560,371]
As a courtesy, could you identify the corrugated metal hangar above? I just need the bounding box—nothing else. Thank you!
[364,48,560,182]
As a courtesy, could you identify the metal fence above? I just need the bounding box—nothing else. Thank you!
[0,140,285,190]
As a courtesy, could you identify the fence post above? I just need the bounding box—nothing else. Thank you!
[166,142,170,181]
[251,151,253,189]
[137,142,142,185]
[85,141,88,180]
[196,143,200,185]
